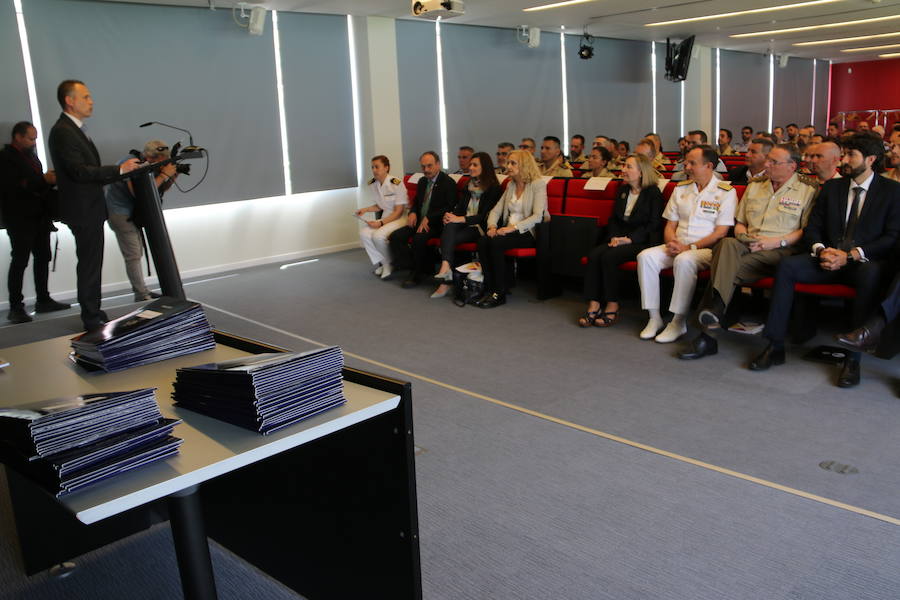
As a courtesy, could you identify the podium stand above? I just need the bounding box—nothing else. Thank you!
[127,165,185,299]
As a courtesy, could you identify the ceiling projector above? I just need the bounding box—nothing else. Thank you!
[412,0,465,20]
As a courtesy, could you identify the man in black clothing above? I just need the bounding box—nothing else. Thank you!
[388,151,456,288]
[749,134,900,387]
[48,80,139,331]
[1,121,70,323]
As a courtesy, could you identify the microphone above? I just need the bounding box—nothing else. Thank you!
[139,121,194,147]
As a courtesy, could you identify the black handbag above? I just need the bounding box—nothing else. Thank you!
[452,271,484,307]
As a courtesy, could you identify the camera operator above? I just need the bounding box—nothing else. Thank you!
[104,139,177,301]
[1,121,71,323]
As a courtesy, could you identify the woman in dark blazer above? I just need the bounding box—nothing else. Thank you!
[578,154,664,327]
[431,152,502,298]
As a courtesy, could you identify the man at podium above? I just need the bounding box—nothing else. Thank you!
[48,80,139,331]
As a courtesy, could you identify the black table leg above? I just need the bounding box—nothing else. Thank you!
[168,485,218,600]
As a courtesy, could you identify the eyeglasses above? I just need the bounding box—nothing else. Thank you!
[496,151,509,156]
[765,159,794,165]
[518,145,531,149]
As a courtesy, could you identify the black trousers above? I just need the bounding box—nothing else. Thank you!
[583,243,646,303]
[477,231,535,294]
[763,253,882,343]
[68,220,106,328]
[388,224,443,278]
[6,218,52,307]
[439,223,480,264]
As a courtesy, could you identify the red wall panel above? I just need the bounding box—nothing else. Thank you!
[829,58,900,128]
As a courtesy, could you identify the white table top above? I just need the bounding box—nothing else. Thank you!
[0,335,400,524]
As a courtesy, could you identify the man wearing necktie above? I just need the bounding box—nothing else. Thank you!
[48,80,139,331]
[387,151,456,288]
[750,133,900,387]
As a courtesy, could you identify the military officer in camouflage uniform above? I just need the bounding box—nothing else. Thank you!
[679,144,819,359]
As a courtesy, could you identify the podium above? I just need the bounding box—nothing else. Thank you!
[125,163,186,300]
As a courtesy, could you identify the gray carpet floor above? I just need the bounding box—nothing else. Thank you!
[1,250,899,599]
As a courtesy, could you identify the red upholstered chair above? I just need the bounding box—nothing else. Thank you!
[546,177,568,215]
[662,181,677,201]
[403,174,418,207]
[564,178,620,217]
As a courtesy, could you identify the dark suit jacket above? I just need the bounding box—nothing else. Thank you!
[727,165,750,186]
[605,184,665,246]
[48,113,120,226]
[411,171,456,227]
[452,184,501,230]
[0,144,54,225]
[801,175,900,261]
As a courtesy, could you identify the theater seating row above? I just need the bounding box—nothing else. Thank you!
[398,173,854,328]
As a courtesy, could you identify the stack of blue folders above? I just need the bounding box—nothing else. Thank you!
[172,347,346,435]
[70,297,216,372]
[0,389,182,497]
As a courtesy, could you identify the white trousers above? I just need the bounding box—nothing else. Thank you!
[359,218,406,265]
[636,244,712,315]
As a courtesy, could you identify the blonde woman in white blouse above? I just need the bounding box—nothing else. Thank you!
[475,149,546,308]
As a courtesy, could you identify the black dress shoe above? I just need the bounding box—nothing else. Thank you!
[749,344,785,371]
[7,306,33,324]
[678,333,718,360]
[34,298,71,313]
[477,292,506,308]
[835,318,884,353]
[837,358,861,388]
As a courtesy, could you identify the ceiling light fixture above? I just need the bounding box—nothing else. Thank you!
[731,14,900,38]
[794,31,900,46]
[646,0,840,28]
[842,42,900,53]
[524,0,593,12]
[879,51,900,58]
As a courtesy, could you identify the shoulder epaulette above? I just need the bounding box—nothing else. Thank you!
[796,174,819,188]
[391,177,401,185]
[717,181,734,191]
[676,179,694,187]
[367,177,375,185]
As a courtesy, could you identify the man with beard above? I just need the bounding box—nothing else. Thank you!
[749,134,900,388]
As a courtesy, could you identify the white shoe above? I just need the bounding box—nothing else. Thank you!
[380,265,393,279]
[430,286,450,299]
[434,270,452,282]
[640,318,664,340]
[374,265,383,276]
[655,320,687,343]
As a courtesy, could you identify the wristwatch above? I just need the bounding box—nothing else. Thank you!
[690,244,698,251]
[779,239,787,248]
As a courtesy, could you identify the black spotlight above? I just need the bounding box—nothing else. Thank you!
[578,34,594,60]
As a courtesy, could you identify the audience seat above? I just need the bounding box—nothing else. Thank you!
[546,177,568,215]
[565,178,620,217]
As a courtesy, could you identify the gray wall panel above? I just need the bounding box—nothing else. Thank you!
[25,0,283,208]
[442,23,563,170]
[567,36,651,151]
[721,50,769,135]
[396,20,439,172]
[774,57,814,131]
[814,59,830,132]
[279,12,356,193]
[655,46,681,152]
[0,0,31,137]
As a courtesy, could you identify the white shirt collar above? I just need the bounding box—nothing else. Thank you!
[852,171,875,192]
[64,112,84,129]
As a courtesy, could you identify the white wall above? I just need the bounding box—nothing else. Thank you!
[0,187,366,308]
